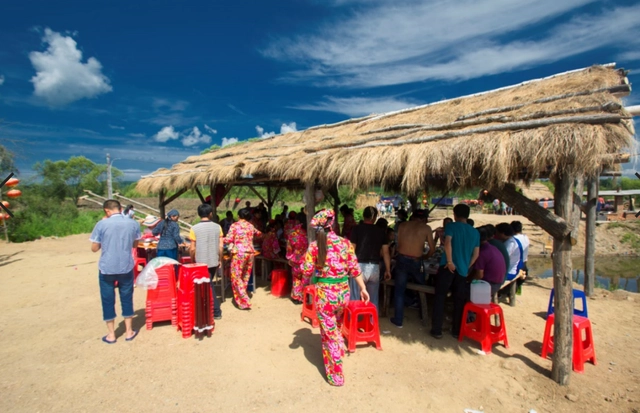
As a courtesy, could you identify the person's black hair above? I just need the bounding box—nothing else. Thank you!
[123,204,134,215]
[397,209,408,220]
[443,217,453,225]
[477,226,488,243]
[453,203,471,219]
[411,209,428,220]
[198,203,213,218]
[376,218,388,229]
[511,221,523,233]
[363,206,378,221]
[340,204,349,213]
[226,211,233,218]
[467,218,475,227]
[496,222,515,237]
[484,224,496,238]
[103,199,121,211]
[239,209,253,221]
[297,213,307,226]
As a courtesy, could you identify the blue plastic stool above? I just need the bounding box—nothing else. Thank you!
[547,288,588,318]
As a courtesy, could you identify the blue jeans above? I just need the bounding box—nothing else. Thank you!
[349,263,380,310]
[391,255,424,325]
[99,270,134,321]
[156,248,178,260]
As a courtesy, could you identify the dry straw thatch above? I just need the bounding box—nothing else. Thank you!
[137,65,634,195]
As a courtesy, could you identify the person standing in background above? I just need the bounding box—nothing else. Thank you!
[152,209,184,260]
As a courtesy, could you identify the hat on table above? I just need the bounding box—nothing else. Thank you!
[142,215,161,227]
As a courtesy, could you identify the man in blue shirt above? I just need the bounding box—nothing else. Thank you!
[90,199,141,344]
[431,204,480,339]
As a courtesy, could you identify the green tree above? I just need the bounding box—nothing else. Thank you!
[0,144,17,176]
[33,156,122,203]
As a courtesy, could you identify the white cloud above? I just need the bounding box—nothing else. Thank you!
[222,137,239,147]
[0,75,4,86]
[29,28,112,105]
[280,122,297,134]
[618,50,640,62]
[128,132,146,138]
[153,126,179,142]
[109,124,125,130]
[182,126,212,147]
[293,96,418,116]
[256,122,299,138]
[152,98,189,111]
[263,1,640,88]
[204,124,218,134]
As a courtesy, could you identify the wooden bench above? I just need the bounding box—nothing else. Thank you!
[499,271,526,307]
[381,279,435,326]
[254,256,290,281]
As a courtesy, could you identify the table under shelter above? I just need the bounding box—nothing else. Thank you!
[136,64,635,385]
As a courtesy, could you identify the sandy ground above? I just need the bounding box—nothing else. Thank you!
[0,234,639,413]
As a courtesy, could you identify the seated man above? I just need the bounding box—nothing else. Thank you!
[472,227,507,298]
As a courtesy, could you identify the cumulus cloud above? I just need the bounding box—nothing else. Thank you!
[263,1,640,88]
[0,75,4,86]
[256,122,299,138]
[29,28,112,105]
[293,96,418,117]
[204,124,218,134]
[222,137,239,147]
[182,126,212,147]
[153,126,180,142]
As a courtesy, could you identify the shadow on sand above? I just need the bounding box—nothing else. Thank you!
[289,328,326,380]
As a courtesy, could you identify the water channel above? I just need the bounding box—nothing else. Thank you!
[527,256,639,293]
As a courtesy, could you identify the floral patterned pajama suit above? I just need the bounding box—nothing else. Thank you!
[287,223,309,301]
[300,232,361,386]
[224,220,262,309]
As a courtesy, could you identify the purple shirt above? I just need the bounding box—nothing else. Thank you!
[474,242,506,284]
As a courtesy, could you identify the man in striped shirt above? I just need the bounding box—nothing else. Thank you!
[189,204,224,319]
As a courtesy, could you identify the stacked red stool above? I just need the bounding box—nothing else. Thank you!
[177,263,213,339]
[300,284,319,328]
[145,264,178,330]
[541,313,597,373]
[458,302,509,353]
[341,300,382,352]
[179,256,192,264]
[271,269,291,297]
[132,248,147,283]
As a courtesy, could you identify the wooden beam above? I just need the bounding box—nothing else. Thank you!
[488,184,571,239]
[159,189,166,219]
[247,186,268,206]
[209,183,217,218]
[305,182,316,243]
[163,188,189,206]
[194,187,206,204]
[551,172,575,385]
[571,176,584,246]
[584,177,597,296]
[112,192,160,214]
[327,184,341,233]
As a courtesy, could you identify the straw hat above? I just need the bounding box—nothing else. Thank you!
[142,215,161,227]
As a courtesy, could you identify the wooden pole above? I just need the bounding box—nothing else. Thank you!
[267,186,272,218]
[305,182,316,243]
[327,184,341,234]
[111,192,160,213]
[210,184,217,219]
[159,189,166,219]
[584,177,598,296]
[551,172,575,385]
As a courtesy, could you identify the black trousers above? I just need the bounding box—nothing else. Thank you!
[208,266,222,318]
[431,267,467,335]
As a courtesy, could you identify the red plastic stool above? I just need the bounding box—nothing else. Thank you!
[271,269,290,297]
[145,265,178,330]
[179,256,192,264]
[459,302,509,353]
[341,300,382,352]
[177,263,210,338]
[132,248,147,283]
[541,314,597,373]
[300,285,319,328]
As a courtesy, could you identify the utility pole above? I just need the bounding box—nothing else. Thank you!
[106,153,113,199]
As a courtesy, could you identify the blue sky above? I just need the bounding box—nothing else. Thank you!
[1,0,639,180]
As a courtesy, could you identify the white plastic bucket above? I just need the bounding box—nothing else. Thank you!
[470,280,491,304]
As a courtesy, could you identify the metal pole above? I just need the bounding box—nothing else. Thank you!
[106,153,113,199]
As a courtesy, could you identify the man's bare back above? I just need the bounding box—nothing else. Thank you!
[396,219,435,258]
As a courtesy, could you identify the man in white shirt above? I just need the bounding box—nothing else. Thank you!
[511,221,530,291]
[495,223,523,282]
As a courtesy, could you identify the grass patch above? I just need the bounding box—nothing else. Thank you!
[620,232,640,251]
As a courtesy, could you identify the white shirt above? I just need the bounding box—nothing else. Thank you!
[514,234,530,262]
[504,237,521,275]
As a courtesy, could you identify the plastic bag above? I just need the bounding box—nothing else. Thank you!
[135,257,179,289]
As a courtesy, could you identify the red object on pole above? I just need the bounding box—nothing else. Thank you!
[1,201,9,208]
[5,178,19,187]
[6,189,21,198]
[235,197,241,203]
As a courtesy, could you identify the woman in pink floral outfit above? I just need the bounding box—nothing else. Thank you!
[300,209,369,386]
[224,209,262,309]
[286,215,308,303]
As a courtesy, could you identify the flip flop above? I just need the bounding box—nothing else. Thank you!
[102,335,117,344]
[125,330,139,341]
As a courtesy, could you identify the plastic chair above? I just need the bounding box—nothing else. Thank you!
[341,300,382,352]
[541,314,597,373]
[459,302,509,353]
[177,263,209,338]
[547,288,588,318]
[145,265,177,330]
[132,248,147,282]
[300,285,319,328]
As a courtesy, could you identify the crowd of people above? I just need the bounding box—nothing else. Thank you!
[90,198,529,387]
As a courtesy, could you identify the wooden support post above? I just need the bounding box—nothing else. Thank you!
[163,188,189,206]
[305,182,316,243]
[489,184,572,239]
[551,172,575,385]
[328,184,341,234]
[267,186,272,218]
[584,178,597,296]
[194,187,206,204]
[247,186,268,207]
[209,184,217,219]
[159,189,166,219]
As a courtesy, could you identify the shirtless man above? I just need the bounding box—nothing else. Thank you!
[389,209,435,328]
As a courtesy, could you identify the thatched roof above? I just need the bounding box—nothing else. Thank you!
[137,64,634,195]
